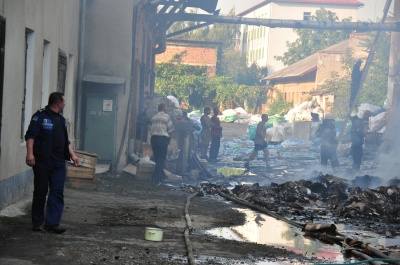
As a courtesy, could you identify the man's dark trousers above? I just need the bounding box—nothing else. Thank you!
[32,159,66,227]
[151,135,169,182]
[351,144,363,170]
[209,136,220,160]
[320,145,339,168]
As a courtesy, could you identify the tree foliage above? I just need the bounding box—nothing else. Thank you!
[154,53,209,109]
[275,8,352,66]
[266,92,292,116]
[321,32,390,118]
[157,8,269,113]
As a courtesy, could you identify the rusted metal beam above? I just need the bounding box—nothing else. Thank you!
[160,13,400,32]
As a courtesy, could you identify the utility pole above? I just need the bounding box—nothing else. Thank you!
[386,0,400,120]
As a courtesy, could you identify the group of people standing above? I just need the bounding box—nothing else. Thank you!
[199,107,223,162]
[200,108,271,171]
[315,112,370,172]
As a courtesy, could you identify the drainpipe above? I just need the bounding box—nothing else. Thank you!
[155,25,167,54]
[75,0,86,150]
[114,2,140,170]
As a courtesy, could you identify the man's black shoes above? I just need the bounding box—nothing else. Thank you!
[44,225,66,234]
[32,225,42,232]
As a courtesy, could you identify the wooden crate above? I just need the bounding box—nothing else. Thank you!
[123,162,155,181]
[66,176,98,190]
[74,150,98,169]
[67,163,95,179]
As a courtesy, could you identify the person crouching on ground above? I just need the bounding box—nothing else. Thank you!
[244,114,271,172]
[25,92,79,234]
[199,107,213,159]
[150,102,174,185]
[209,107,222,162]
[315,114,339,172]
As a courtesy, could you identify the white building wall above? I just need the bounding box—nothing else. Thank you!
[0,0,80,208]
[241,2,359,73]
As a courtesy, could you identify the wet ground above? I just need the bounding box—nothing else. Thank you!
[1,122,399,264]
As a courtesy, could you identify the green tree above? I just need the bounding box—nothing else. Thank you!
[321,32,390,118]
[360,32,390,106]
[275,8,352,66]
[265,92,292,116]
[160,8,269,112]
[155,55,209,109]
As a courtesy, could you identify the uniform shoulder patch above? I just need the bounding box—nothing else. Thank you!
[32,115,39,121]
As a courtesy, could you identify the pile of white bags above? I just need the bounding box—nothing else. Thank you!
[219,108,252,123]
[369,111,386,132]
[284,101,323,121]
[357,103,385,117]
[266,126,286,142]
[357,103,387,133]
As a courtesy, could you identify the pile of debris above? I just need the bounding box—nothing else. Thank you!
[190,174,400,235]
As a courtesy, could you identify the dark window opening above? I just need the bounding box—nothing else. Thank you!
[303,12,312,21]
[57,50,67,93]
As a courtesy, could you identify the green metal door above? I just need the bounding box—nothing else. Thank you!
[84,95,117,163]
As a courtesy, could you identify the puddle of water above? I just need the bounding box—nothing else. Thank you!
[206,208,400,264]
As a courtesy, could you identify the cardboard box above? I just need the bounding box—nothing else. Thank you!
[123,160,155,181]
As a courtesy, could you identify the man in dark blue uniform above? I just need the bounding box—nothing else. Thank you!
[315,114,339,172]
[350,115,365,171]
[25,92,79,233]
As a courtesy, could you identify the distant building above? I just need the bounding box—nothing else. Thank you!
[237,0,363,73]
[155,40,221,76]
[263,33,368,113]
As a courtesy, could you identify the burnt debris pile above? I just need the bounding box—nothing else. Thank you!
[185,174,400,235]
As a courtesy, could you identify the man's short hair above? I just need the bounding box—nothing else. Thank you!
[261,114,268,120]
[204,107,211,113]
[158,102,166,112]
[48,92,64,105]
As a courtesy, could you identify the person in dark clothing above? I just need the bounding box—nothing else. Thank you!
[209,107,222,162]
[315,114,339,171]
[349,59,363,108]
[350,115,365,171]
[150,102,174,185]
[25,92,79,234]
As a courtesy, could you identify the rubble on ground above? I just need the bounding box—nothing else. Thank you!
[183,173,400,237]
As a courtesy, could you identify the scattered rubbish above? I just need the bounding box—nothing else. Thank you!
[217,168,246,177]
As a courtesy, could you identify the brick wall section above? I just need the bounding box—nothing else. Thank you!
[155,45,218,76]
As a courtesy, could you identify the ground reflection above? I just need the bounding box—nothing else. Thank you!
[206,208,400,264]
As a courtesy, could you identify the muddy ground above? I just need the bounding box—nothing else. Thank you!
[0,122,398,264]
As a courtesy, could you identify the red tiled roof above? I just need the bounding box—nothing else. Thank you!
[237,0,363,16]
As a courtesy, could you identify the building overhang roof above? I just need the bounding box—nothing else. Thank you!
[82,74,126,85]
[263,53,318,81]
